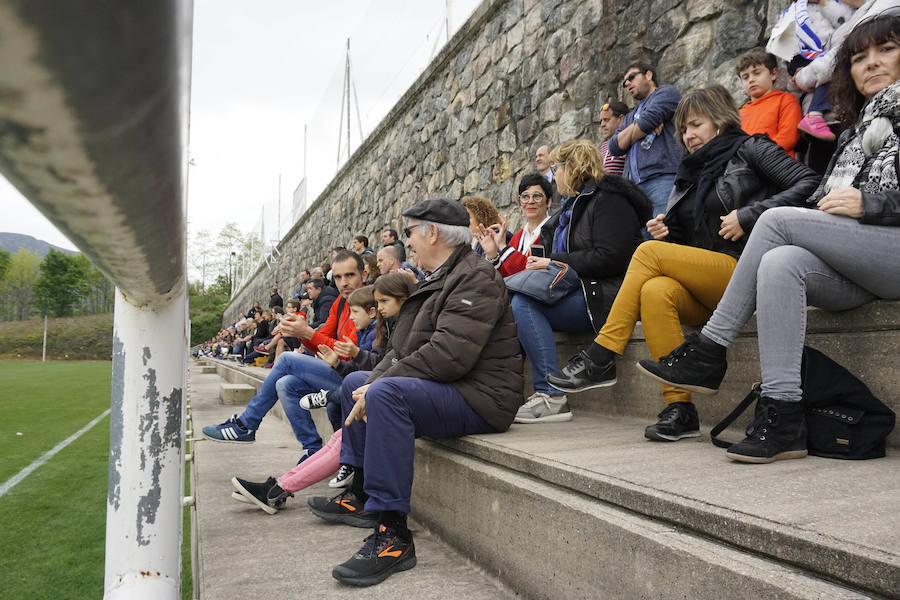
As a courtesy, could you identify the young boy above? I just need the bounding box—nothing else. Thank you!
[736,47,802,157]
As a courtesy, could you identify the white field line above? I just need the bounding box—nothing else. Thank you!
[0,408,111,498]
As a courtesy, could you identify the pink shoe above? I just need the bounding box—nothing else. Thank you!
[798,114,835,141]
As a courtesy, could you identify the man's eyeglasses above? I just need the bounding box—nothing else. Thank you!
[403,223,429,238]
[622,71,642,88]
[549,162,566,176]
[519,193,546,204]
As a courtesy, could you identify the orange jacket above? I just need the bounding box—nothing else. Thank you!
[301,295,357,355]
[739,89,802,158]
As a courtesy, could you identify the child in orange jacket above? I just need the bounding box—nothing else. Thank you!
[737,47,803,158]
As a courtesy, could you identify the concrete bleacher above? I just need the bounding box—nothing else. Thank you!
[194,300,899,598]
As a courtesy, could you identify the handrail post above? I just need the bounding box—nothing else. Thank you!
[104,289,187,600]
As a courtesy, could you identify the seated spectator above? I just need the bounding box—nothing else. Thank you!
[307,198,522,586]
[361,252,380,285]
[535,143,561,203]
[547,85,819,440]
[380,228,407,262]
[479,173,553,274]
[638,16,900,463]
[292,270,311,300]
[502,139,651,423]
[202,251,368,460]
[460,195,510,257]
[307,278,338,328]
[269,287,283,309]
[737,47,803,157]
[352,235,373,255]
[247,300,262,318]
[376,244,421,281]
[599,100,629,175]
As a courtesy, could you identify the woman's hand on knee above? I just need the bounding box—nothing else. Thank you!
[718,210,745,241]
[818,188,864,219]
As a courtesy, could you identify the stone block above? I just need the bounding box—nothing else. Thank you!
[201,365,217,374]
[686,0,724,22]
[646,6,689,51]
[219,383,255,406]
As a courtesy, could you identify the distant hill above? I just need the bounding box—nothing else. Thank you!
[0,232,79,257]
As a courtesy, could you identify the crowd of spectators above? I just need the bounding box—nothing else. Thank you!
[194,10,899,589]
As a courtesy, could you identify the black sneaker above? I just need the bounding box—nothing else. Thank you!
[636,333,727,395]
[329,464,355,488]
[644,402,701,441]
[231,476,293,515]
[545,351,616,393]
[332,523,417,586]
[307,491,378,528]
[726,396,808,464]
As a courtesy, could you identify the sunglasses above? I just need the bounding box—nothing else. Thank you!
[549,162,566,176]
[622,71,642,88]
[403,223,429,238]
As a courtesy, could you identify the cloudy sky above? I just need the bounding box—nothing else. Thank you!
[1,0,480,255]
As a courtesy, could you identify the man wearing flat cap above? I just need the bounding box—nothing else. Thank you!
[309,198,524,586]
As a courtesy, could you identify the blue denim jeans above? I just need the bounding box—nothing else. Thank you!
[340,371,494,514]
[639,174,676,240]
[511,289,592,397]
[702,207,900,402]
[239,352,342,452]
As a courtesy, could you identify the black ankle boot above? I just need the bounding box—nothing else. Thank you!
[726,396,807,464]
[636,333,727,395]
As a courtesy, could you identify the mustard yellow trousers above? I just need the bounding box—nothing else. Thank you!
[594,241,737,404]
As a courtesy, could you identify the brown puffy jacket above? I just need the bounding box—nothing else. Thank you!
[365,245,524,431]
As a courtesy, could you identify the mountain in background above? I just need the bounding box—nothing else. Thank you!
[0,232,79,257]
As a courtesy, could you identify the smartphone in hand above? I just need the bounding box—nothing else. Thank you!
[530,244,545,258]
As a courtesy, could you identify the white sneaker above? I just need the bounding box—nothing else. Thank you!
[514,392,573,424]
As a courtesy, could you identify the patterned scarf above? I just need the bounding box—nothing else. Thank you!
[816,80,900,201]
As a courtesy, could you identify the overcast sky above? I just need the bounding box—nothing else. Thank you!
[1,0,480,256]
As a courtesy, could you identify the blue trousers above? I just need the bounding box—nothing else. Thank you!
[639,174,676,240]
[510,289,592,397]
[239,352,342,453]
[340,371,495,514]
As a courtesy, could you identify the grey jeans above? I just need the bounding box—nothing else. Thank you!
[702,207,900,402]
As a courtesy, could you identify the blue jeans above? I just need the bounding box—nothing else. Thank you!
[239,352,342,453]
[702,207,900,402]
[511,289,592,397]
[639,174,676,240]
[340,371,494,514]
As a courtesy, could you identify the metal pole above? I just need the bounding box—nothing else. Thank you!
[105,287,186,599]
[42,315,48,362]
[346,38,351,161]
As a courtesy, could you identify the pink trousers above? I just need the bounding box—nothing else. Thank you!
[276,429,342,493]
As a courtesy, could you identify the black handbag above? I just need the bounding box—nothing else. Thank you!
[710,346,895,460]
[503,260,580,304]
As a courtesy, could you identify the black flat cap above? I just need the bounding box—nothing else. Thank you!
[402,198,470,227]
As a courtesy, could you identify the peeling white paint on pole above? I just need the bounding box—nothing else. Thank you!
[104,289,186,600]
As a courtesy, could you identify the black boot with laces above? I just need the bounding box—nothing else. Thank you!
[637,333,727,394]
[546,351,616,393]
[726,396,807,464]
[644,402,701,441]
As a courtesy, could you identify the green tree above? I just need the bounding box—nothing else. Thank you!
[32,249,89,317]
[0,248,10,281]
[1,248,41,320]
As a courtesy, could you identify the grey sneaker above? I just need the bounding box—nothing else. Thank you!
[514,392,573,424]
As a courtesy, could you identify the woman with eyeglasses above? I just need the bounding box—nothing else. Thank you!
[637,16,900,463]
[481,139,652,424]
[545,86,820,442]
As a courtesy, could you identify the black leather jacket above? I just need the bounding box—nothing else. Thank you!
[665,135,820,257]
[539,175,652,331]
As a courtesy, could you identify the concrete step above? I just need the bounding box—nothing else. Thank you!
[547,300,900,448]
[219,382,255,405]
[423,415,900,599]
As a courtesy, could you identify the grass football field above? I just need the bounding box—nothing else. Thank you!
[0,360,192,599]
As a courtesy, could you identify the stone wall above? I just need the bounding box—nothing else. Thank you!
[224,0,791,322]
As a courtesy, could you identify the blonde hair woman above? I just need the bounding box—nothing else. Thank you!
[510,138,651,424]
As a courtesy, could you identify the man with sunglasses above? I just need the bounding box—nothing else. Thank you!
[608,62,682,238]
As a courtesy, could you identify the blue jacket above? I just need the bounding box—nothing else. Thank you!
[608,85,683,184]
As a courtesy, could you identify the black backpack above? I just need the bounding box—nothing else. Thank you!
[711,346,895,460]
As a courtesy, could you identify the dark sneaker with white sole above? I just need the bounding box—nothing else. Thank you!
[546,351,616,393]
[308,490,378,528]
[202,413,256,443]
[332,523,416,586]
[329,464,355,488]
[300,389,329,410]
[231,476,293,514]
[726,396,808,464]
[636,333,727,395]
[644,402,701,441]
